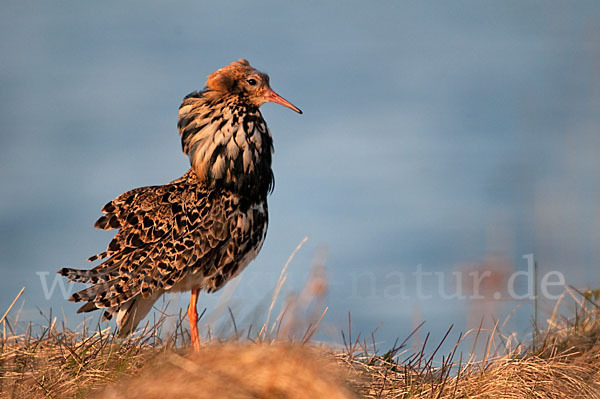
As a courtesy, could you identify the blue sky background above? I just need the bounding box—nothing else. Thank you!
[1,1,600,350]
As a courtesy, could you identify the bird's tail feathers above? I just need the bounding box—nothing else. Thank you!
[58,265,162,337]
[58,258,122,284]
[116,293,162,338]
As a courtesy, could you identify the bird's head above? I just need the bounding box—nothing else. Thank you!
[206,59,302,114]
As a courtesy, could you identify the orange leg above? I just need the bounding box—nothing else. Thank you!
[187,288,201,351]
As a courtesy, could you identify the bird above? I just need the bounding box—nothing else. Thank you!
[58,59,302,350]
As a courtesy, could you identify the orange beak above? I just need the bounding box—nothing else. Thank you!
[265,89,302,114]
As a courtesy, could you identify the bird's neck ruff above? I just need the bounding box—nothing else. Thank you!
[178,90,274,200]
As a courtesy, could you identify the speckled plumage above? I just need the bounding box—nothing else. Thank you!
[59,59,301,339]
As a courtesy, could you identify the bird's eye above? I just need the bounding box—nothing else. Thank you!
[246,78,257,86]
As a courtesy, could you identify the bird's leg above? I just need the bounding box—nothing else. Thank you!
[187,288,201,351]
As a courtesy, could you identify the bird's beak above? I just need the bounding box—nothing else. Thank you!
[265,89,302,114]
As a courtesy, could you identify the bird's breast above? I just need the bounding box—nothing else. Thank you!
[178,99,274,201]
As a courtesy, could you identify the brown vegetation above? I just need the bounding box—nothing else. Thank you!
[2,251,600,398]
[100,343,355,399]
[1,288,600,398]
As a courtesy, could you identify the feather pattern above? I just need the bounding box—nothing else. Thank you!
[59,169,268,336]
[56,58,299,338]
[178,91,274,199]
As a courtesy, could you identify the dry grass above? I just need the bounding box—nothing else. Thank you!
[2,241,600,398]
[341,287,600,398]
[2,288,600,398]
[99,343,356,399]
[0,313,166,398]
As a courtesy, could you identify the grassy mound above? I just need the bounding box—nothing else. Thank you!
[2,288,600,398]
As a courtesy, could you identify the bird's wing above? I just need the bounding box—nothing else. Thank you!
[59,170,233,311]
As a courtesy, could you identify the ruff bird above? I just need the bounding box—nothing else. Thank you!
[59,59,301,350]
